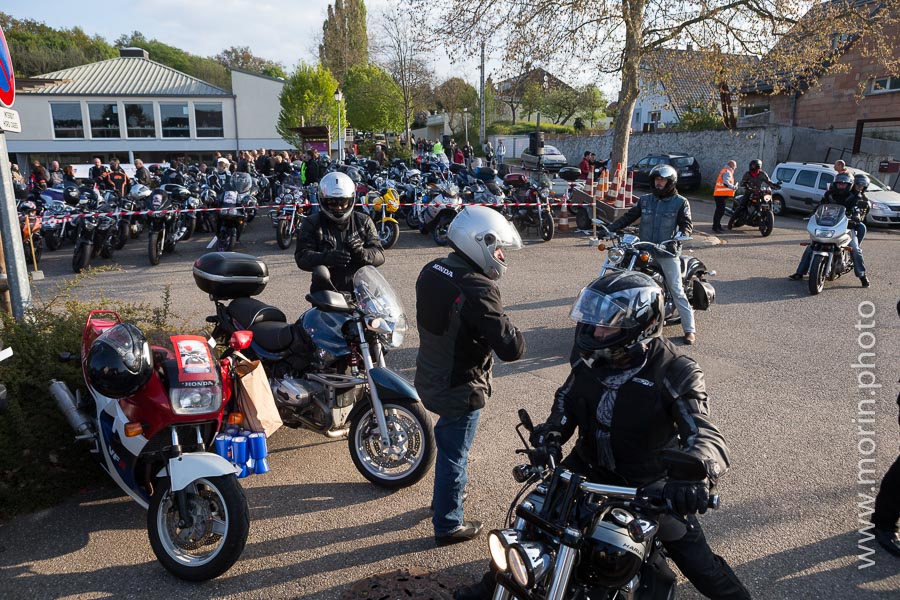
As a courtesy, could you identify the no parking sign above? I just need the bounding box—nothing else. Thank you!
[0,24,15,108]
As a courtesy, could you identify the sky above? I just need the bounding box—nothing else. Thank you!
[1,0,497,88]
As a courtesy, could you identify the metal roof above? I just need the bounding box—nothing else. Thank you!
[24,56,230,97]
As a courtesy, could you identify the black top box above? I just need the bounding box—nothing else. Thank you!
[193,252,269,299]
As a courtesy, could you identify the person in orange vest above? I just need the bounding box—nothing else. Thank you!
[712,160,737,233]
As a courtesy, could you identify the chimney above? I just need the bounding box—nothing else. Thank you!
[119,47,149,59]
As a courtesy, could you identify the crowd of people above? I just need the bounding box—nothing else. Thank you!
[413,137,508,171]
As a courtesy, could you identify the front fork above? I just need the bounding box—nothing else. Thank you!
[355,321,391,448]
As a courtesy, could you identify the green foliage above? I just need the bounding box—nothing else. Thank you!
[115,32,231,90]
[0,272,187,520]
[277,63,343,150]
[0,12,117,77]
[487,121,575,135]
[214,46,286,79]
[433,77,478,137]
[672,106,726,131]
[343,64,404,133]
[319,0,369,84]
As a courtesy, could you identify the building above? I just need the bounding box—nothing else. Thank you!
[6,48,293,169]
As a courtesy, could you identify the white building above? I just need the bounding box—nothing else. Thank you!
[6,48,292,169]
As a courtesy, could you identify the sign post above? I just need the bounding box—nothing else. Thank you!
[0,23,32,319]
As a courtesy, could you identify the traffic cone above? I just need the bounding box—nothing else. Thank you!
[625,171,635,206]
[616,169,629,208]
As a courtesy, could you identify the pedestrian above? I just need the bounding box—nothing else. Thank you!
[47,160,64,187]
[454,147,465,165]
[415,206,525,547]
[712,160,737,233]
[133,159,152,186]
[62,165,78,185]
[375,144,387,167]
[30,161,48,192]
[9,163,24,185]
[579,151,592,179]
[607,164,697,344]
[833,159,848,175]
[89,156,108,187]
[462,141,474,170]
[102,157,129,196]
[496,140,506,166]
[483,140,494,169]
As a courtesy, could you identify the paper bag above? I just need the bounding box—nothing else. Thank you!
[234,355,283,438]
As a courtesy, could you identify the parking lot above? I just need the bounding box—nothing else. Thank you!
[1,199,898,599]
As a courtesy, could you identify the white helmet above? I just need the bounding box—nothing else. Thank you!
[319,171,357,224]
[216,157,230,171]
[448,205,522,280]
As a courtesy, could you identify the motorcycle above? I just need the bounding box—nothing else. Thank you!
[505,172,555,241]
[270,177,306,250]
[418,177,462,246]
[194,254,436,489]
[115,184,151,249]
[727,184,779,237]
[804,203,862,295]
[360,184,402,250]
[161,183,199,241]
[48,310,251,580]
[215,172,254,252]
[485,409,718,600]
[72,192,120,273]
[145,188,191,266]
[595,223,716,323]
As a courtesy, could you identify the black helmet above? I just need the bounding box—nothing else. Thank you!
[853,173,869,191]
[570,272,664,366]
[833,172,853,192]
[649,164,678,198]
[749,159,761,170]
[62,184,81,206]
[86,323,153,398]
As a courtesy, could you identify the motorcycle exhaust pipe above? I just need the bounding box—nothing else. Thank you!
[49,379,93,437]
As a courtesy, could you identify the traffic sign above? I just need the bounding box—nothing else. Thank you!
[1,107,20,132]
[0,24,15,108]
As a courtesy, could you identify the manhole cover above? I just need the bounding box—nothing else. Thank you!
[340,566,456,600]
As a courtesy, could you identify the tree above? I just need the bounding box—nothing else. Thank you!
[433,78,479,138]
[116,31,231,90]
[214,46,286,79]
[319,0,369,84]
[579,85,607,128]
[276,63,343,150]
[375,4,435,146]
[416,0,900,175]
[343,64,404,132]
[1,13,116,77]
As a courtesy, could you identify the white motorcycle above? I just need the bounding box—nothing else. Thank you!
[804,203,862,295]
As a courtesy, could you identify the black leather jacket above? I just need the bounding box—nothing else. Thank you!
[541,337,730,487]
[294,211,385,292]
[415,252,525,418]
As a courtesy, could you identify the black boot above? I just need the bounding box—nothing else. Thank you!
[860,275,870,288]
[875,529,900,557]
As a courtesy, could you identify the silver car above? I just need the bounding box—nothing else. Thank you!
[520,144,568,172]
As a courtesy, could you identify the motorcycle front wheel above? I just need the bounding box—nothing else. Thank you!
[114,221,130,250]
[148,475,249,582]
[72,242,91,273]
[433,214,453,246]
[148,230,164,265]
[809,255,827,295]
[348,398,435,489]
[217,227,236,252]
[45,231,62,251]
[377,219,400,249]
[276,219,293,250]
[539,210,555,241]
[405,208,421,230]
[759,211,774,237]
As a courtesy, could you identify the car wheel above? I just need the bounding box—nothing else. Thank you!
[771,195,786,216]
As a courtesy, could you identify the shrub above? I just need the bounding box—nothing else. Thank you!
[486,120,575,136]
[0,271,186,520]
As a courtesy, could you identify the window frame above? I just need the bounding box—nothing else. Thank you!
[817,172,834,191]
[49,102,85,139]
[194,102,225,138]
[159,102,191,138]
[87,102,122,139]
[869,76,900,95]
[124,102,156,139]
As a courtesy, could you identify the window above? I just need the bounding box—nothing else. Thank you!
[817,172,834,191]
[160,103,190,138]
[88,103,121,138]
[871,76,900,94]
[194,103,224,137]
[740,105,769,117]
[795,170,818,188]
[125,103,155,138]
[775,167,797,182]
[671,157,694,167]
[50,103,84,138]
[649,111,661,122]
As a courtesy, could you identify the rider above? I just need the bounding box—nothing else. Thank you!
[733,159,776,225]
[454,272,750,600]
[294,171,384,293]
[789,171,869,287]
[416,205,525,547]
[101,158,129,197]
[850,173,870,243]
[208,157,232,194]
[607,164,697,345]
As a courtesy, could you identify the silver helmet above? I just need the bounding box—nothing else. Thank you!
[447,205,522,280]
[319,171,357,224]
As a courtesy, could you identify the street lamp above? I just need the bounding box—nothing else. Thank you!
[536,74,549,131]
[334,89,343,161]
[463,107,469,145]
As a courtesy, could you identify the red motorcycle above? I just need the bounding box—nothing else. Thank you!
[49,311,253,581]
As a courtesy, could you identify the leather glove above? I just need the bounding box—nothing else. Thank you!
[345,235,365,259]
[663,480,711,516]
[530,423,563,463]
[323,250,352,268]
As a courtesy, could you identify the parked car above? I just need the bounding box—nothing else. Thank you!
[520,144,568,172]
[629,153,702,191]
[772,161,900,225]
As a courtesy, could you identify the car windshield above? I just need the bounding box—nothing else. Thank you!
[544,146,561,155]
[671,157,694,167]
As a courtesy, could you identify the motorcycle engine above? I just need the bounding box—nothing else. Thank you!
[274,376,325,410]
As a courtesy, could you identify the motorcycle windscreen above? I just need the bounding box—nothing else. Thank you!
[813,203,846,227]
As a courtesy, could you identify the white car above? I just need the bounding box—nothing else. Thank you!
[520,145,568,172]
[772,161,900,226]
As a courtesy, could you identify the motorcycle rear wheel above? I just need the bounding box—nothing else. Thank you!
[759,211,774,237]
[348,398,435,489]
[377,219,400,250]
[148,475,249,582]
[276,219,293,250]
[809,255,827,295]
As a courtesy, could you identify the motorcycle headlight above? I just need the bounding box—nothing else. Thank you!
[488,529,521,572]
[170,385,222,415]
[539,188,550,200]
[815,229,835,238]
[507,542,552,588]
[83,219,97,231]
[607,248,625,265]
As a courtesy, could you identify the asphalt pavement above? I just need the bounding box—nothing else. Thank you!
[1,198,898,599]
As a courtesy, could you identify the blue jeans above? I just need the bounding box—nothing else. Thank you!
[432,409,481,535]
[656,254,695,335]
[796,228,866,277]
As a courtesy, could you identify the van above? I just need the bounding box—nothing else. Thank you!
[771,161,900,226]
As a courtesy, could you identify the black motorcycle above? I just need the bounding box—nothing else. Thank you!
[727,184,780,237]
[144,188,191,266]
[215,172,254,252]
[269,181,306,250]
[72,193,119,273]
[485,409,718,600]
[506,171,555,241]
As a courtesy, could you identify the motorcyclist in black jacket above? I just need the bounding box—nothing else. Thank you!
[454,271,749,600]
[294,171,384,293]
[733,159,776,225]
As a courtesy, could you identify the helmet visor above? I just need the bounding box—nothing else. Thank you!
[488,221,522,250]
[569,285,659,329]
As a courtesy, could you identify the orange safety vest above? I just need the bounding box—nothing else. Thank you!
[714,167,735,197]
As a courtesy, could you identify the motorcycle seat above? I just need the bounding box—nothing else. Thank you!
[229,297,287,329]
[250,321,296,352]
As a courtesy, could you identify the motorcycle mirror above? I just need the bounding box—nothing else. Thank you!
[659,448,707,481]
[229,331,253,351]
[311,266,338,292]
[518,408,534,432]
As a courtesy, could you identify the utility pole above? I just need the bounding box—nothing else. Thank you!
[479,41,486,145]
[0,130,31,319]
